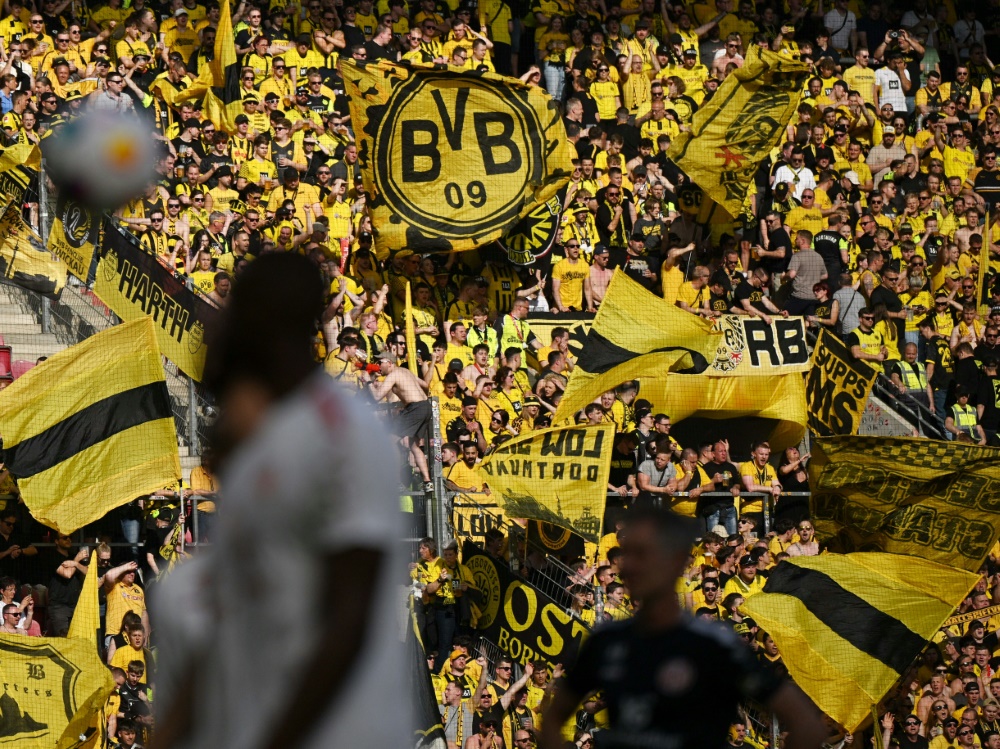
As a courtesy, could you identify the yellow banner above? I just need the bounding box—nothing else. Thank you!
[668,46,810,216]
[210,0,237,87]
[343,61,574,255]
[67,552,100,641]
[405,280,418,375]
[0,635,114,749]
[94,222,219,381]
[0,203,66,299]
[451,495,508,548]
[806,328,877,436]
[474,424,612,544]
[0,143,39,209]
[47,197,99,282]
[0,318,181,533]
[708,314,810,375]
[810,437,1000,572]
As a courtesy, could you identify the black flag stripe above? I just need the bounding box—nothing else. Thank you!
[763,563,926,674]
[5,382,172,478]
[576,330,710,375]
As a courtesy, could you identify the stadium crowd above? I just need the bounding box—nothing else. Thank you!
[3,0,1000,743]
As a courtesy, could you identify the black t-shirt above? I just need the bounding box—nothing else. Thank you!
[763,228,791,275]
[42,548,85,608]
[870,284,905,343]
[899,734,930,749]
[610,249,660,291]
[951,357,983,408]
[564,616,782,749]
[609,450,637,488]
[813,229,843,270]
[472,703,506,735]
[976,375,1000,430]
[925,337,954,391]
[709,291,730,313]
[734,279,769,313]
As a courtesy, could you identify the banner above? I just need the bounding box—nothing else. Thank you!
[497,193,563,265]
[944,604,1000,629]
[526,312,592,360]
[405,280,418,376]
[67,552,99,642]
[668,46,810,216]
[475,424,612,544]
[47,196,100,282]
[553,270,720,422]
[0,318,180,533]
[743,553,977,732]
[409,606,447,748]
[806,329,877,436]
[527,520,586,557]
[709,314,810,375]
[0,635,114,749]
[810,437,1000,572]
[95,221,219,381]
[0,143,39,208]
[451,495,508,548]
[463,543,587,669]
[343,61,574,255]
[0,203,66,299]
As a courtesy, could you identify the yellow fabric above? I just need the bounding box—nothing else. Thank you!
[809,436,1000,572]
[67,551,101,641]
[554,270,720,422]
[405,281,419,375]
[342,59,573,255]
[0,318,181,534]
[47,199,99,281]
[668,46,811,216]
[0,203,66,298]
[742,552,978,733]
[474,424,613,543]
[806,329,877,436]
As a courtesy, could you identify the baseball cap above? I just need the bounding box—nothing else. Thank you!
[898,223,913,234]
[263,92,279,102]
[174,7,188,15]
[296,85,309,95]
[683,48,697,57]
[243,93,260,103]
[234,114,250,124]
[843,170,860,185]
[450,649,468,660]
[593,244,609,256]
[833,124,848,134]
[739,554,756,567]
[448,358,464,371]
[883,125,896,135]
[462,396,478,407]
[991,306,1000,316]
[214,165,232,179]
[523,395,541,406]
[631,230,646,241]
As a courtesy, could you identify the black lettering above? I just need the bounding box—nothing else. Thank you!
[118,258,137,297]
[959,521,994,560]
[775,319,808,363]
[431,87,468,152]
[744,318,778,366]
[569,463,581,480]
[831,391,859,434]
[172,307,190,344]
[587,465,599,481]
[401,121,440,182]
[584,430,605,458]
[552,463,564,480]
[540,431,564,457]
[522,460,532,478]
[565,430,585,457]
[147,282,164,323]
[474,112,522,174]
[131,272,149,310]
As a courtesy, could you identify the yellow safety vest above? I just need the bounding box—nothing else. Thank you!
[898,361,928,391]
[952,403,977,438]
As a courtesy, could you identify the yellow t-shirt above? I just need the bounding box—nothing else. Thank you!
[551,257,590,309]
[105,582,145,637]
[739,460,776,514]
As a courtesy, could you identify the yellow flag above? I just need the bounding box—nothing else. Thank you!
[0,202,67,299]
[474,424,612,544]
[405,281,418,375]
[201,88,243,134]
[810,436,1000,571]
[0,318,181,533]
[743,553,977,732]
[0,142,38,209]
[668,46,810,216]
[0,634,114,749]
[67,552,100,642]
[47,196,100,282]
[806,328,877,436]
[553,270,720,422]
[343,60,574,255]
[210,0,237,87]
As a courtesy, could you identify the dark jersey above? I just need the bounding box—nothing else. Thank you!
[564,616,782,749]
[734,279,769,313]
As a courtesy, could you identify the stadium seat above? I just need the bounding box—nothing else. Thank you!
[11,360,35,380]
[0,347,12,377]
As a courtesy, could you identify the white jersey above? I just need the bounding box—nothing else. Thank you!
[186,372,411,749]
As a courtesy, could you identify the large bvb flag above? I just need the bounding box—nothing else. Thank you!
[0,317,181,533]
[668,46,810,216]
[743,553,977,732]
[553,270,720,422]
[343,61,575,255]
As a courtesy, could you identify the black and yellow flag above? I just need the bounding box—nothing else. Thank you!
[668,46,810,216]
[409,605,448,748]
[0,202,66,299]
[806,329,877,436]
[67,552,100,642]
[95,220,219,381]
[0,142,39,208]
[810,437,1000,572]
[475,424,612,544]
[343,60,574,255]
[0,635,115,749]
[0,317,181,533]
[47,196,100,282]
[743,553,977,732]
[553,270,720,422]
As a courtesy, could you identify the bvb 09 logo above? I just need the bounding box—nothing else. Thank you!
[375,74,544,237]
[466,554,502,629]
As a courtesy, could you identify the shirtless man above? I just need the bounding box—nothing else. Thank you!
[916,674,957,723]
[785,521,820,557]
[362,352,433,491]
[589,245,613,309]
[206,273,231,308]
[461,344,496,392]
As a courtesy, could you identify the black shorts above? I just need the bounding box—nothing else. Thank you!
[397,400,432,441]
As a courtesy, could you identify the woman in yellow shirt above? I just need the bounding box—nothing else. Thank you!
[590,63,621,121]
[493,366,523,422]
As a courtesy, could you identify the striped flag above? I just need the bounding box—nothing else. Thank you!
[743,553,977,732]
[0,318,180,533]
[553,269,720,422]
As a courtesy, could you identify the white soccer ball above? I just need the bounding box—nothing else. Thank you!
[42,112,156,210]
